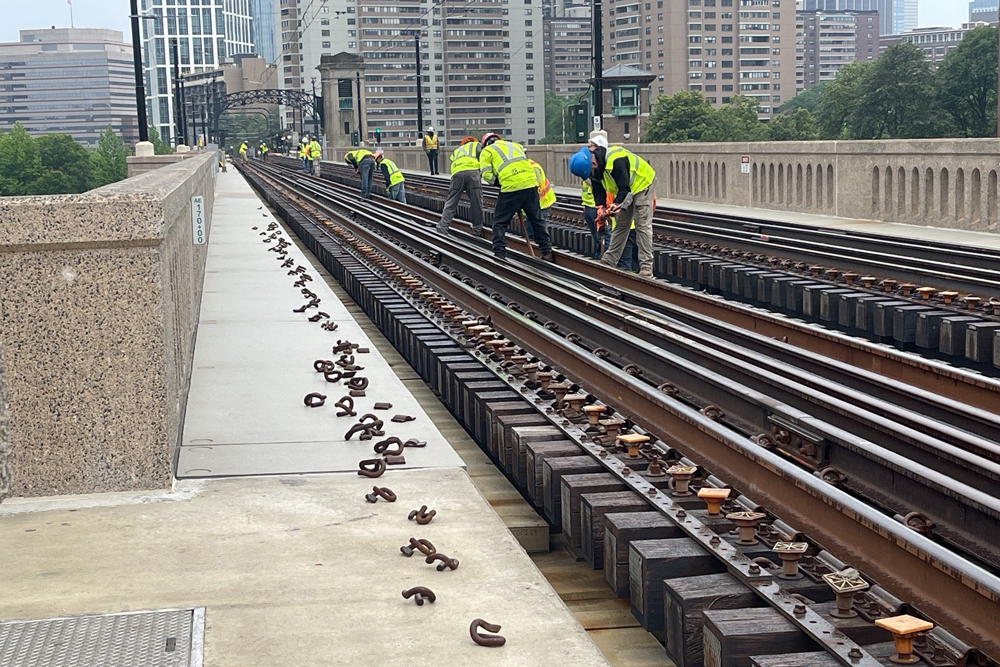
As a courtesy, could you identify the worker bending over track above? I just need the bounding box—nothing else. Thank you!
[437,136,484,235]
[572,136,656,277]
[308,136,323,176]
[479,132,554,262]
[376,152,406,203]
[345,147,376,199]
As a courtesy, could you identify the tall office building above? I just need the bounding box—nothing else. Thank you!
[796,10,879,92]
[0,28,139,145]
[286,0,544,146]
[892,0,917,33]
[800,0,894,35]
[139,0,256,144]
[544,7,592,97]
[251,0,278,64]
[604,0,797,118]
[969,0,999,23]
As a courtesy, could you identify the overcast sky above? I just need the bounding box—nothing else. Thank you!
[0,0,977,43]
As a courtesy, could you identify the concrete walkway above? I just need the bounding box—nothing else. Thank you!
[0,169,610,667]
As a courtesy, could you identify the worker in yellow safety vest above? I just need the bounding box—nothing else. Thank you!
[345,147,376,199]
[422,127,439,175]
[375,151,406,203]
[478,132,553,262]
[583,135,656,277]
[298,139,309,173]
[239,141,248,162]
[307,137,322,176]
[436,136,484,235]
[517,159,556,244]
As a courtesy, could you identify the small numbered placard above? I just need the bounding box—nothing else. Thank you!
[191,195,206,245]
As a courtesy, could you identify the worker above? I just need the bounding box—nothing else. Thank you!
[298,139,309,173]
[585,135,656,277]
[239,141,248,162]
[598,191,638,272]
[375,151,406,203]
[259,141,269,161]
[529,158,556,223]
[479,132,554,262]
[345,147,376,199]
[218,152,228,173]
[436,136,484,236]
[570,148,610,258]
[308,136,323,176]
[423,127,439,175]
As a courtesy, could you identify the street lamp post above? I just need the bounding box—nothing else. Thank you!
[129,0,152,145]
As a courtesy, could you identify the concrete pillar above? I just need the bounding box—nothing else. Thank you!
[135,141,155,158]
[317,52,366,158]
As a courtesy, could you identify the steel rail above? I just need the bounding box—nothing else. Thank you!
[242,162,1000,661]
[254,161,1000,571]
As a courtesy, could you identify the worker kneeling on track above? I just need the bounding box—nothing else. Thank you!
[345,147,376,200]
[437,136,484,236]
[478,132,554,262]
[375,151,406,203]
[577,136,656,277]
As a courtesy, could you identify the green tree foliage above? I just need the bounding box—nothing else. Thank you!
[148,125,174,155]
[776,82,826,115]
[817,60,872,139]
[35,134,92,194]
[702,96,769,142]
[89,126,129,188]
[0,123,43,196]
[541,92,573,144]
[643,90,714,143]
[937,25,998,137]
[853,42,943,139]
[767,108,822,141]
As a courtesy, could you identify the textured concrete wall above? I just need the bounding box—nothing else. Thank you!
[0,350,9,502]
[526,139,1000,232]
[127,151,213,178]
[0,153,215,498]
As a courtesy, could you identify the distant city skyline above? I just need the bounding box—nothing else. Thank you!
[0,0,976,45]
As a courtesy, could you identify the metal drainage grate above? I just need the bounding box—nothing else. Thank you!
[0,607,204,667]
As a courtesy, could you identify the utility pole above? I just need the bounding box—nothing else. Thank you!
[356,70,363,144]
[997,28,999,138]
[179,73,189,146]
[592,0,604,126]
[129,0,149,142]
[171,39,184,145]
[414,33,424,143]
[311,77,320,140]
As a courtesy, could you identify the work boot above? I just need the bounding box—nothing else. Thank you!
[471,226,483,236]
[493,253,507,261]
[541,252,555,263]
[436,224,450,235]
[639,266,653,278]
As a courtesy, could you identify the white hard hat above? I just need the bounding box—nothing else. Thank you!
[589,134,608,149]
[426,126,435,132]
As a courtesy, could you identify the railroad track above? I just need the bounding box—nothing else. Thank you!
[241,160,1000,667]
[289,157,1000,376]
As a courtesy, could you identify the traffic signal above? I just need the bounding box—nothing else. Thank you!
[375,128,382,144]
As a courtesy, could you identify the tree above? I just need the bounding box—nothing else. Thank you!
[854,42,944,139]
[28,170,73,195]
[702,96,768,142]
[643,91,715,143]
[0,123,43,196]
[89,126,128,188]
[767,108,821,141]
[148,125,174,155]
[541,92,573,144]
[35,133,92,193]
[776,83,826,115]
[937,25,998,137]
[818,61,871,139]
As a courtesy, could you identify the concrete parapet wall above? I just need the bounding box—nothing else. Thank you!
[0,153,215,498]
[127,151,214,179]
[527,139,1000,232]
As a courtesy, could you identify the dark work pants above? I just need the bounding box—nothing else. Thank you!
[437,169,484,233]
[490,187,551,257]
[426,150,439,174]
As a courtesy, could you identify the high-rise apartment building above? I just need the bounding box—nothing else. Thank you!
[286,0,543,147]
[251,0,278,64]
[800,0,894,35]
[969,0,999,24]
[139,0,257,144]
[796,10,879,92]
[0,28,139,145]
[603,0,797,118]
[544,7,592,97]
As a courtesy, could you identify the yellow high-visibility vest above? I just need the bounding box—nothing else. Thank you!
[530,159,555,209]
[479,140,537,193]
[450,142,480,174]
[601,146,655,197]
[382,158,405,187]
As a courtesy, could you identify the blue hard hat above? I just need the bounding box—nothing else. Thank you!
[569,147,592,179]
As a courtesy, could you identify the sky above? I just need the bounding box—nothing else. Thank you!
[0,0,978,44]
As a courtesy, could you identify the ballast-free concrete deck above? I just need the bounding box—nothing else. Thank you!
[177,169,464,477]
[0,168,609,666]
